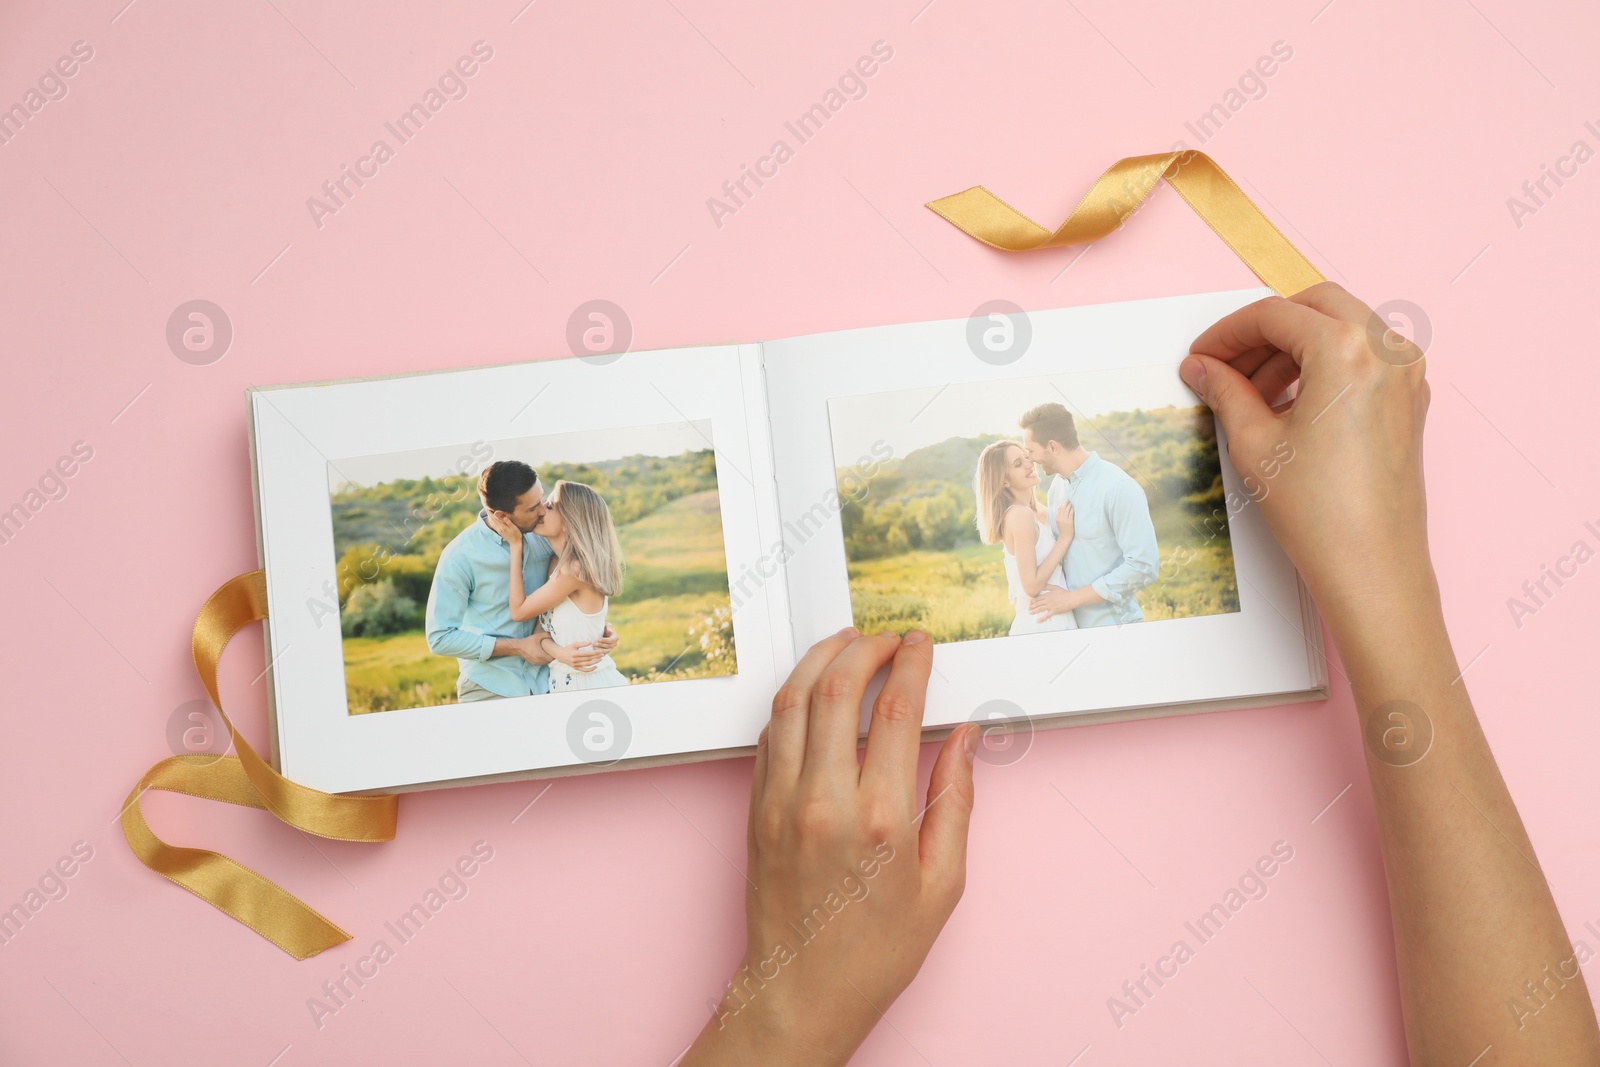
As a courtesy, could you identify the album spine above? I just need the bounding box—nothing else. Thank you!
[244,390,287,773]
[752,343,798,671]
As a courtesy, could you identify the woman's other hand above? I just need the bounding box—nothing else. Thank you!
[484,509,522,543]
[683,630,979,1067]
[1055,499,1076,544]
[1182,282,1431,628]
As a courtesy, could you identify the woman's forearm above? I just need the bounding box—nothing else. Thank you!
[506,550,526,614]
[506,553,556,621]
[1039,527,1072,582]
[1182,283,1600,1065]
[1006,525,1048,597]
[1016,557,1053,597]
[1322,574,1600,1064]
[509,572,572,622]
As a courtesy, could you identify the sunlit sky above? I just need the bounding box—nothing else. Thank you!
[827,364,1196,463]
[328,419,712,491]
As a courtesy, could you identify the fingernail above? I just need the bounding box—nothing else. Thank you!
[904,630,928,646]
[963,723,980,762]
[835,626,860,640]
[1179,356,1207,397]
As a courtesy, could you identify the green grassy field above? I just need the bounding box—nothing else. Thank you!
[845,537,1240,642]
[342,489,735,713]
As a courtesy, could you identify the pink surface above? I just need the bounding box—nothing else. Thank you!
[3,0,1597,1063]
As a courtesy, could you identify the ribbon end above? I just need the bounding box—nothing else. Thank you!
[925,186,1054,252]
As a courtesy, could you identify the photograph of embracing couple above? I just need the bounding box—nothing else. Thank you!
[976,402,1158,634]
[327,420,738,713]
[829,367,1241,643]
[430,460,630,702]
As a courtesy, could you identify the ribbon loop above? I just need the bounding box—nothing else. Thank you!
[926,150,1325,296]
[122,570,398,960]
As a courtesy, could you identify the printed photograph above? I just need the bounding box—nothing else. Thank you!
[827,367,1242,644]
[327,420,736,713]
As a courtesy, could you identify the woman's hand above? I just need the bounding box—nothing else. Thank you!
[1182,282,1432,628]
[484,509,521,543]
[544,636,603,672]
[1186,283,1600,1062]
[1054,499,1075,544]
[683,630,979,1067]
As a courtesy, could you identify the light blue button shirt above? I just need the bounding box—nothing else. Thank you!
[1045,452,1159,628]
[425,512,555,697]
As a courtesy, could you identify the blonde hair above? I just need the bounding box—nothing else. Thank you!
[973,441,1026,545]
[549,481,624,597]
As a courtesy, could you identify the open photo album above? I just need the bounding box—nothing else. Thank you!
[248,287,1328,796]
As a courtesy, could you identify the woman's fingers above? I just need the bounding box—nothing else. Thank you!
[1225,343,1279,380]
[1181,352,1279,447]
[1184,294,1347,446]
[747,725,769,857]
[1249,348,1303,406]
[802,632,903,783]
[750,725,770,798]
[918,724,978,911]
[859,631,935,811]
[1189,294,1334,367]
[766,628,860,787]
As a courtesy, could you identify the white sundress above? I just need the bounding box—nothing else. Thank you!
[541,595,629,691]
[1003,512,1079,636]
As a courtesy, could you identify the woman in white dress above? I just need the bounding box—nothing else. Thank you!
[973,440,1079,635]
[485,480,629,691]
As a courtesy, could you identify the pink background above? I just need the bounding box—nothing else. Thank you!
[3,0,1598,1063]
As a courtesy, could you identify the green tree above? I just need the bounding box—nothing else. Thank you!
[914,492,963,550]
[341,580,421,638]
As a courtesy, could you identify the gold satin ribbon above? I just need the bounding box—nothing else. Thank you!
[121,571,397,959]
[927,150,1325,296]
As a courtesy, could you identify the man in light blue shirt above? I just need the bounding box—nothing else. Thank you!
[426,460,615,702]
[1019,403,1159,628]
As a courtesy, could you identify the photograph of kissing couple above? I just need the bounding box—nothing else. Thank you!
[328,420,737,713]
[828,368,1241,643]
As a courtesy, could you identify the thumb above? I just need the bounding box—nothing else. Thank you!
[1180,354,1273,445]
[919,724,977,909]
